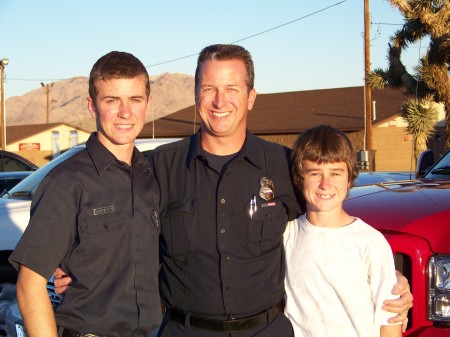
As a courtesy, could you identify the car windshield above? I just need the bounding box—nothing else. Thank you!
[423,150,450,179]
[3,147,84,200]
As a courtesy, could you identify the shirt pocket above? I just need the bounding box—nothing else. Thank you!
[78,212,129,276]
[160,199,194,256]
[245,199,287,254]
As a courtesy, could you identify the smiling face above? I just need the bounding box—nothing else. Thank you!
[87,76,150,155]
[302,160,350,215]
[195,59,256,152]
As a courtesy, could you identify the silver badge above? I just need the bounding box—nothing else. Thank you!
[259,177,274,201]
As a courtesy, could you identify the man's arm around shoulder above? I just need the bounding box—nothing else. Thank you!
[16,265,58,337]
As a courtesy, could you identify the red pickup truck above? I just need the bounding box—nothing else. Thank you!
[344,149,450,336]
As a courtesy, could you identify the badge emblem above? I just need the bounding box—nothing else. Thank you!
[259,177,274,200]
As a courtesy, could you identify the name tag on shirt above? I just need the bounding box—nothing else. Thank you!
[93,205,115,215]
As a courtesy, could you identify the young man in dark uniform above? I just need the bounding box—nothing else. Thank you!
[151,44,412,337]
[9,51,161,337]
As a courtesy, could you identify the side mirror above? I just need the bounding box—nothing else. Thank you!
[416,149,434,178]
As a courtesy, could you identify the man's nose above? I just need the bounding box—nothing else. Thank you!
[118,101,132,118]
[212,91,225,108]
[319,175,331,188]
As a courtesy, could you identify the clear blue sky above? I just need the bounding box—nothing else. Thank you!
[1,0,427,99]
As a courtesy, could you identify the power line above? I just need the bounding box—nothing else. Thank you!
[8,1,349,82]
[230,1,347,44]
[146,0,348,68]
[372,22,403,26]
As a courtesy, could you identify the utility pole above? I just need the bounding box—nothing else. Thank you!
[41,82,54,124]
[364,0,372,151]
[0,58,9,150]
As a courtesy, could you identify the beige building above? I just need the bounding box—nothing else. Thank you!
[371,103,446,171]
[5,123,90,167]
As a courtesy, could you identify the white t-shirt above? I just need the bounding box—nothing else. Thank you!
[283,214,399,337]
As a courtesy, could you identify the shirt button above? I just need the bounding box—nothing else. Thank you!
[220,198,226,204]
[226,287,231,291]
[220,228,226,234]
[104,225,109,229]
[224,256,230,261]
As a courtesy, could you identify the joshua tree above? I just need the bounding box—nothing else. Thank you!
[369,0,450,149]
[400,95,439,163]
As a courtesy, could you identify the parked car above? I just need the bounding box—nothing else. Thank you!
[0,151,39,172]
[344,149,450,336]
[0,172,33,197]
[354,171,414,186]
[0,138,179,337]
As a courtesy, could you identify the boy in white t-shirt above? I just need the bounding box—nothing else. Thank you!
[284,125,401,337]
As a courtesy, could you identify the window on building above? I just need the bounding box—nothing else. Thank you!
[70,130,79,148]
[52,131,60,158]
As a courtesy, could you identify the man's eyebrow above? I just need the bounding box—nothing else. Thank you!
[303,168,321,173]
[303,166,346,173]
[101,95,145,99]
[330,167,346,172]
[200,84,239,88]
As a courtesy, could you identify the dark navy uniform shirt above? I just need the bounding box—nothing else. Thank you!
[150,130,301,317]
[10,133,161,337]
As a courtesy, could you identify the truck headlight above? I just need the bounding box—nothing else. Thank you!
[429,255,450,321]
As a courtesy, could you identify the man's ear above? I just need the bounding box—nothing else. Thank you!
[145,95,152,119]
[247,88,257,111]
[87,97,97,119]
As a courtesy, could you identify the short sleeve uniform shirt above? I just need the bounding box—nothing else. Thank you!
[10,133,162,337]
[150,130,301,317]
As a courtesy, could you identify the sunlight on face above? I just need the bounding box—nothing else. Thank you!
[302,160,350,214]
[87,76,150,152]
[196,59,256,141]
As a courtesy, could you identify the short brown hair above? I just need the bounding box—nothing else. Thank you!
[291,125,358,192]
[88,51,150,101]
[194,44,255,97]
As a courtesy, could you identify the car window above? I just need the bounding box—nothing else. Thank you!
[423,150,450,179]
[0,155,29,172]
[0,178,22,192]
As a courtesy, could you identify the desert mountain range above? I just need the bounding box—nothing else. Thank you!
[5,73,195,131]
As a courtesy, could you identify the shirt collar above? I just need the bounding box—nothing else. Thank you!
[241,131,263,169]
[186,129,262,169]
[86,132,135,176]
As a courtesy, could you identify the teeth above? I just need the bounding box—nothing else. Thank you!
[318,194,334,199]
[116,124,133,129]
[213,111,231,118]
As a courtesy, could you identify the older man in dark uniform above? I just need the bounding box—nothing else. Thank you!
[152,44,411,337]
